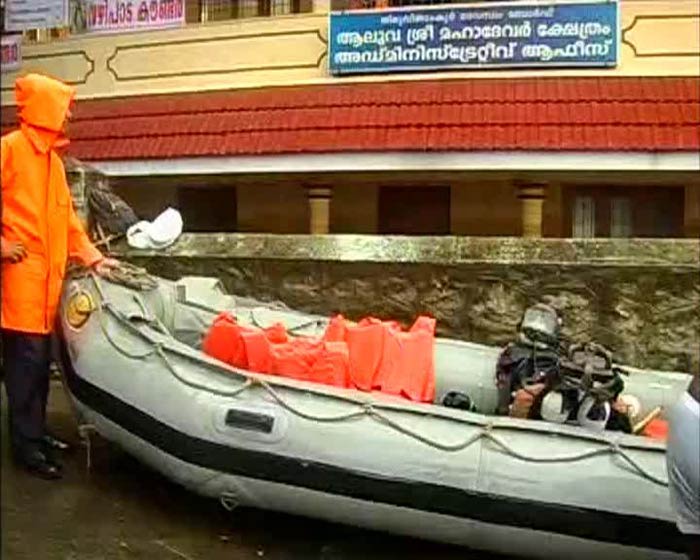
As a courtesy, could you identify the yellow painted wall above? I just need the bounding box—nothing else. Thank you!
[330,184,378,234]
[543,182,564,238]
[451,181,521,236]
[2,0,698,106]
[112,180,178,220]
[237,183,308,233]
[685,183,700,238]
[108,173,698,237]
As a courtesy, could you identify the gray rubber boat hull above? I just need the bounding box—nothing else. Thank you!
[56,274,692,559]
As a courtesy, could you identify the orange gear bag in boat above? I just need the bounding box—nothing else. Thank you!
[203,312,436,402]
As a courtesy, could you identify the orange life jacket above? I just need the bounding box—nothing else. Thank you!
[202,312,351,387]
[203,312,436,403]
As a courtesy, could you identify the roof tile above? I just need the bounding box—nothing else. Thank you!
[2,77,698,160]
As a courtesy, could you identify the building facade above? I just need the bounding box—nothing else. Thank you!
[1,0,699,238]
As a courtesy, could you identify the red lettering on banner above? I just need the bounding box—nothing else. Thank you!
[85,0,183,29]
[138,1,149,21]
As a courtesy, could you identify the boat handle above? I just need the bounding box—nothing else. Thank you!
[225,408,275,434]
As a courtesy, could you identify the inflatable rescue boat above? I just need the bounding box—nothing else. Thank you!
[55,268,693,560]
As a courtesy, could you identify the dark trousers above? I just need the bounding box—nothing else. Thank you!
[1,329,52,457]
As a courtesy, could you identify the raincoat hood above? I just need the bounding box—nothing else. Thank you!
[15,73,75,134]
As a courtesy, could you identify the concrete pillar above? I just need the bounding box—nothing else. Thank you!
[517,182,547,238]
[684,183,700,238]
[36,28,51,43]
[307,186,332,234]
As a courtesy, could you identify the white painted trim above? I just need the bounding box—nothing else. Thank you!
[88,151,700,176]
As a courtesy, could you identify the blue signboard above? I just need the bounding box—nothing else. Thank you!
[329,1,619,75]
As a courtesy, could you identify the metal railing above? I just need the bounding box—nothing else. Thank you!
[1,0,474,44]
[3,0,314,44]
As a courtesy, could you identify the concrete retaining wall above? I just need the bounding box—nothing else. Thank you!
[114,235,700,373]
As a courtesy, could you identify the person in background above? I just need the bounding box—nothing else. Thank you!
[1,72,119,480]
[666,372,700,560]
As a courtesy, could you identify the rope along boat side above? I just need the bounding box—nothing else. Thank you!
[55,267,693,560]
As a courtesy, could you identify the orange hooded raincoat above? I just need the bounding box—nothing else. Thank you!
[1,73,103,334]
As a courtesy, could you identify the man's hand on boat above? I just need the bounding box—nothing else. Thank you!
[92,257,121,276]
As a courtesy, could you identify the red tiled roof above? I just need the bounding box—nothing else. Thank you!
[2,77,699,160]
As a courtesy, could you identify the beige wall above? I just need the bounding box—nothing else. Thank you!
[542,182,564,238]
[330,184,378,234]
[105,172,700,238]
[2,0,698,106]
[450,181,521,237]
[237,183,308,233]
[685,183,700,238]
[111,174,695,237]
[112,180,178,221]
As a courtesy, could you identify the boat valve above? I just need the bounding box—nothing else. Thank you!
[66,290,96,330]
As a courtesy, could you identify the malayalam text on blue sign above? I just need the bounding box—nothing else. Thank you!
[329,1,619,75]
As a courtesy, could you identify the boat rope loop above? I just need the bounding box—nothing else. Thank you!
[102,262,159,292]
[84,273,669,488]
[77,424,97,472]
[70,262,159,292]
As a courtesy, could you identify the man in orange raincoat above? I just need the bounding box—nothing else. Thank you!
[1,73,118,479]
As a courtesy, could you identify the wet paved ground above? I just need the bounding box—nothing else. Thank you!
[2,380,509,560]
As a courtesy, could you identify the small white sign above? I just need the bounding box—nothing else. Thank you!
[1,34,22,73]
[4,0,69,32]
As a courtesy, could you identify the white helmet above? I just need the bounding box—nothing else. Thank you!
[541,391,571,424]
[577,395,611,432]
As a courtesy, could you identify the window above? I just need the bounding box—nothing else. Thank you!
[610,197,632,238]
[572,196,596,238]
[567,186,684,239]
[378,186,451,235]
[177,186,238,232]
[338,0,480,10]
[191,0,312,21]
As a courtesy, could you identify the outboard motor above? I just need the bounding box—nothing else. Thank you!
[559,341,629,433]
[495,303,562,417]
[519,302,562,349]
[495,304,629,432]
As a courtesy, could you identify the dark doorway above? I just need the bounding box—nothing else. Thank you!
[378,186,451,235]
[177,185,238,232]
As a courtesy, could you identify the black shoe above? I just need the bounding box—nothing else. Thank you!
[23,458,63,480]
[39,443,64,471]
[42,433,70,452]
[14,449,63,480]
